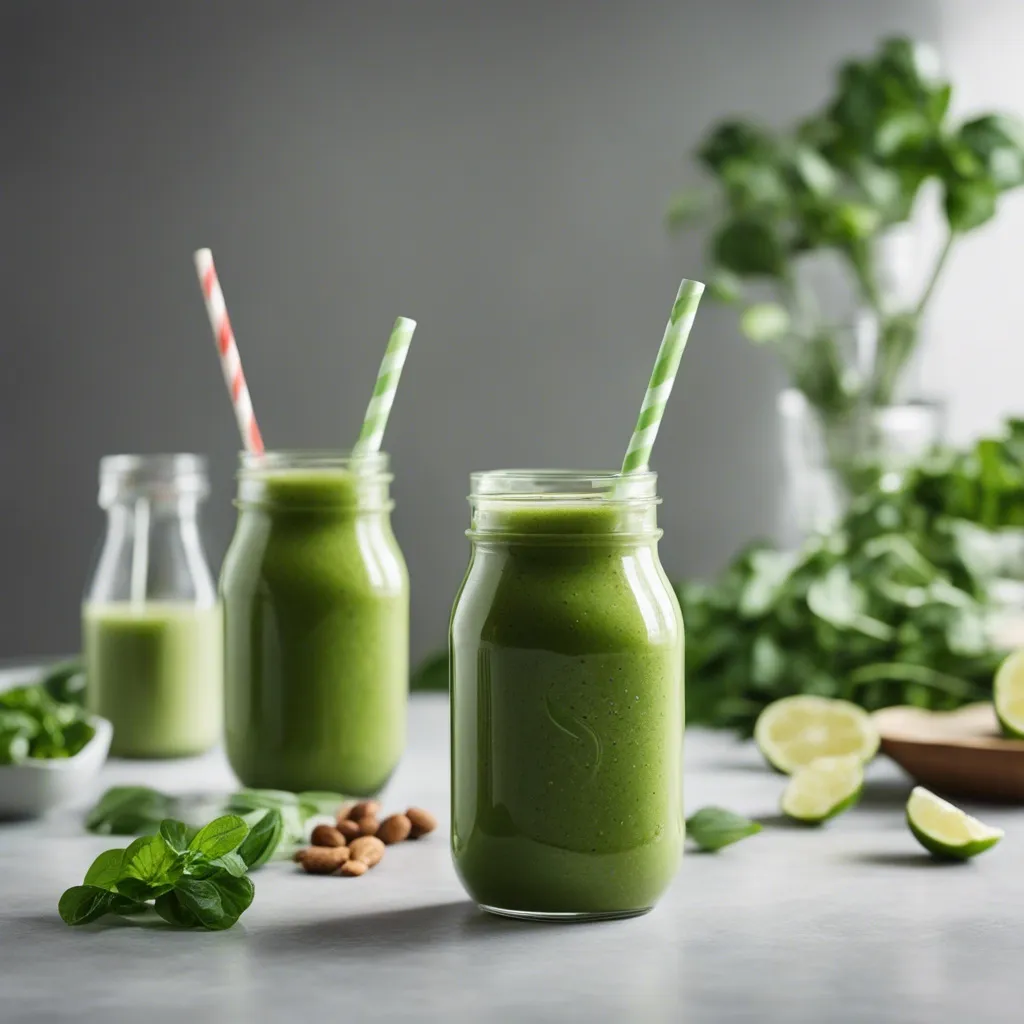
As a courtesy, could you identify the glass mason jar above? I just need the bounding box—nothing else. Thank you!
[450,470,684,921]
[221,451,408,795]
[83,454,222,758]
[778,390,945,545]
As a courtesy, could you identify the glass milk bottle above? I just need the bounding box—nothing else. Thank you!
[83,454,222,758]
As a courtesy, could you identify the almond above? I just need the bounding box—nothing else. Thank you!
[355,815,379,837]
[310,824,347,848]
[336,819,362,841]
[339,859,368,877]
[348,835,385,868]
[346,800,381,821]
[377,813,412,845]
[406,807,438,839]
[295,845,350,874]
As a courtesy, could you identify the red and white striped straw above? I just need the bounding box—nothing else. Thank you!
[192,248,265,454]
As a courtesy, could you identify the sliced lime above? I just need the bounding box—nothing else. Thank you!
[780,755,864,824]
[906,786,1003,860]
[994,649,1024,739]
[754,695,879,774]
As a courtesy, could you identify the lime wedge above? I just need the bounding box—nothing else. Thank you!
[754,695,879,774]
[994,649,1024,739]
[906,786,1003,860]
[780,755,864,824]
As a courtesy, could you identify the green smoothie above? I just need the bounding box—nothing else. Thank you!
[451,499,684,918]
[84,602,223,758]
[221,464,408,795]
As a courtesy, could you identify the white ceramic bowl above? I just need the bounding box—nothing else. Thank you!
[0,716,112,819]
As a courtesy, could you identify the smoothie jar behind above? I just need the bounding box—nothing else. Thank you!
[84,454,222,758]
[451,470,684,921]
[221,451,409,795]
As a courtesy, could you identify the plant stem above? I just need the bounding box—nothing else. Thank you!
[915,232,956,319]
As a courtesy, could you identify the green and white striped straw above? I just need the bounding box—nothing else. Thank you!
[620,278,705,475]
[352,316,417,455]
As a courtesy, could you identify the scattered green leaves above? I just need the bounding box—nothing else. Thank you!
[58,815,259,931]
[687,807,762,851]
[86,786,175,835]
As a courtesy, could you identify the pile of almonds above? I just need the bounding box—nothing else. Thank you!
[294,800,437,878]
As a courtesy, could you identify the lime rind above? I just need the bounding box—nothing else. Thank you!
[993,649,1024,740]
[754,695,880,775]
[780,755,865,824]
[906,786,1003,860]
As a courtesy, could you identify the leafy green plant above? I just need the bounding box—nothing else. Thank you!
[0,683,95,764]
[682,422,1024,734]
[669,37,1024,418]
[58,813,263,930]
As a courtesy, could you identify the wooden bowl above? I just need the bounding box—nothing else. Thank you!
[874,703,1024,803]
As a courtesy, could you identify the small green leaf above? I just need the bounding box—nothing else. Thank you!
[172,875,253,931]
[58,885,116,926]
[238,809,284,870]
[706,269,744,304]
[154,891,199,928]
[86,786,175,836]
[297,792,348,816]
[687,807,762,852]
[740,303,790,344]
[190,851,249,879]
[712,216,786,277]
[159,819,199,855]
[945,180,998,232]
[83,849,125,892]
[188,815,249,860]
[120,834,181,897]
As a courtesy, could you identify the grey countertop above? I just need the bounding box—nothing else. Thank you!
[1,691,1020,1024]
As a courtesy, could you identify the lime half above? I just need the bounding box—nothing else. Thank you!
[994,649,1024,739]
[906,786,1003,860]
[781,755,864,824]
[754,695,880,774]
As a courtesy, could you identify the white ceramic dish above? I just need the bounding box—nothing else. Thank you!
[0,661,112,819]
[0,716,112,819]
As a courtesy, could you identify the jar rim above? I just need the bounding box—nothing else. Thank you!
[470,468,657,502]
[99,453,209,505]
[239,449,390,475]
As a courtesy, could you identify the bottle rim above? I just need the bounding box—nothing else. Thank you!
[470,468,658,503]
[98,453,209,506]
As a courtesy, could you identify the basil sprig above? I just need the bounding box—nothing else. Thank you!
[58,811,275,931]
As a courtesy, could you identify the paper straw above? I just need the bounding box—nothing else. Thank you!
[620,278,705,475]
[129,498,149,606]
[192,248,265,454]
[352,317,417,455]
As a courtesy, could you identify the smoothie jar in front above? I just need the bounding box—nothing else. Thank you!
[221,451,409,795]
[84,454,222,758]
[451,470,684,920]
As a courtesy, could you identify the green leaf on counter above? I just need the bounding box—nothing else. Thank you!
[687,807,762,852]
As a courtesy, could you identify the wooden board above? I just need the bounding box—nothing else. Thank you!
[874,703,1024,802]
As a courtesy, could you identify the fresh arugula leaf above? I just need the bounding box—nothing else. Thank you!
[687,807,762,851]
[237,809,284,870]
[83,849,125,891]
[188,815,249,860]
[86,786,175,836]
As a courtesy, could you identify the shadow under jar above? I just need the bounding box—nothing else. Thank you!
[221,451,408,795]
[450,470,684,921]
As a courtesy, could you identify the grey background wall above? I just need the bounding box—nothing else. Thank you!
[0,0,976,661]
